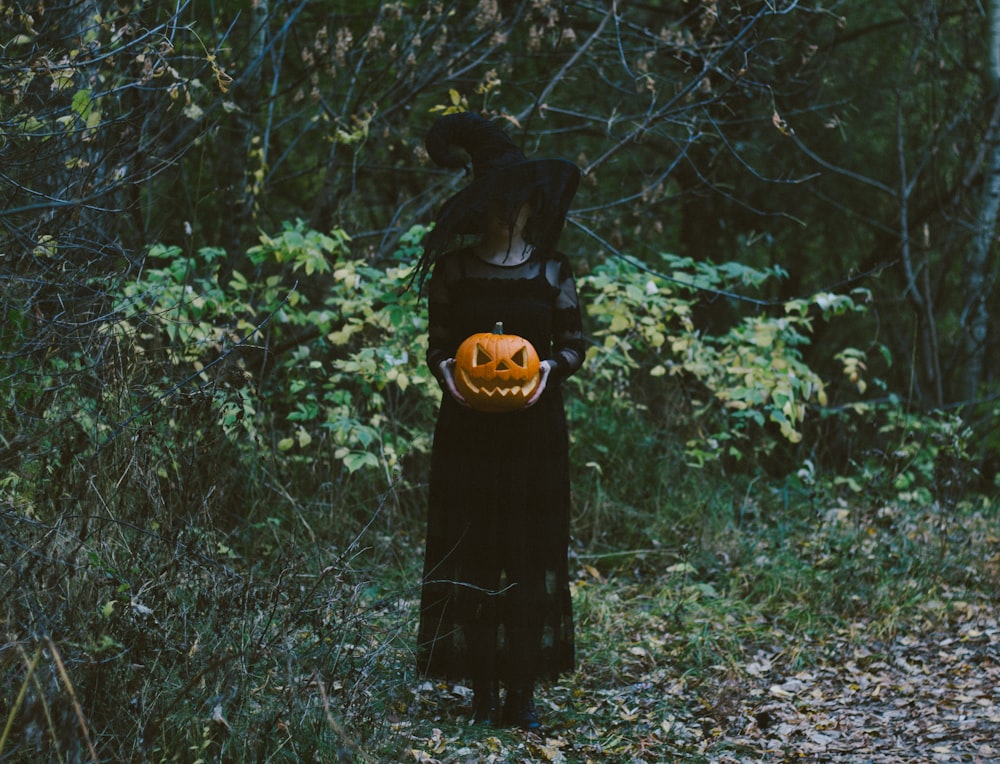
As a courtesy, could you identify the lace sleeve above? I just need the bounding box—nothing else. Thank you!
[546,253,586,385]
[426,255,458,386]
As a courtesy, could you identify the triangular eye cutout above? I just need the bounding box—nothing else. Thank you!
[473,343,493,366]
[511,347,527,368]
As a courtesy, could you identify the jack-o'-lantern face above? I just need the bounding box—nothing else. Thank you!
[454,322,540,412]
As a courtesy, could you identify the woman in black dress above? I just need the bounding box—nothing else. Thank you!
[415,113,585,729]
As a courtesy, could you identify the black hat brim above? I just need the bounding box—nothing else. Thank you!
[427,157,580,251]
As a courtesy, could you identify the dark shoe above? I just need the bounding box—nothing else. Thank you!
[472,681,500,726]
[502,688,541,730]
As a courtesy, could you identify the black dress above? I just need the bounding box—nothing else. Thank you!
[417,246,585,686]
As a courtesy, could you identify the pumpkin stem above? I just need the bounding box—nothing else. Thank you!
[493,321,504,334]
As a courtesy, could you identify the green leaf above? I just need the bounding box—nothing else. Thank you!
[343,451,378,472]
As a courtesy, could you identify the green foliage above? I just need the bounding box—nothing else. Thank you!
[108,224,872,495]
[111,220,438,481]
[109,222,871,493]
[1,493,413,762]
[4,218,981,532]
[115,244,231,361]
[3,1,999,757]
[826,401,978,506]
[577,253,866,466]
[2,217,997,762]
[3,0,998,483]
[99,220,907,534]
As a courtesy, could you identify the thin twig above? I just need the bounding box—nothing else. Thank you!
[0,645,42,758]
[92,282,297,455]
[47,638,99,764]
[570,217,895,306]
[313,673,376,764]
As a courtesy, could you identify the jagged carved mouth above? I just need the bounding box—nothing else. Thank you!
[459,369,539,399]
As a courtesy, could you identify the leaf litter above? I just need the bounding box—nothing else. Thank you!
[402,588,997,763]
[398,501,999,763]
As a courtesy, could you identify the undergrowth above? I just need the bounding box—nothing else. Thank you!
[3,444,995,762]
[2,223,997,761]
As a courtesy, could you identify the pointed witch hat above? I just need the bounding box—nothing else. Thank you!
[415,112,580,286]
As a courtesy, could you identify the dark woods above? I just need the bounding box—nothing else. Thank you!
[1,1,998,760]
[3,1,998,439]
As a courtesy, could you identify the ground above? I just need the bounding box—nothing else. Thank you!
[400,586,998,763]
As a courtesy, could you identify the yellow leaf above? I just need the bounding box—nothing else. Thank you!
[609,314,630,332]
[666,562,696,574]
[327,329,352,345]
[772,110,794,136]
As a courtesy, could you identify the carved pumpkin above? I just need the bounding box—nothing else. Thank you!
[454,322,541,412]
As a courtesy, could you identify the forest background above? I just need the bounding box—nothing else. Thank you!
[1,1,998,761]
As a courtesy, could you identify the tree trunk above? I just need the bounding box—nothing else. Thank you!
[961,0,1000,401]
[218,0,269,258]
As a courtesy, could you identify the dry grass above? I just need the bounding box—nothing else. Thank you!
[2,368,996,762]
[3,462,995,763]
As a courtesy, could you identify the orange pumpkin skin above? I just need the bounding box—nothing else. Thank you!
[454,322,541,412]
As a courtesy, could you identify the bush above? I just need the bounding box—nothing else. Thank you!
[1,221,991,760]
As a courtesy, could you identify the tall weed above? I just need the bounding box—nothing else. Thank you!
[2,222,995,760]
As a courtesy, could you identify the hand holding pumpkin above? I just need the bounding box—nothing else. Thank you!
[523,360,552,408]
[439,358,470,407]
[453,323,544,412]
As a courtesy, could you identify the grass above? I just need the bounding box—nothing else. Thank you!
[2,396,997,761]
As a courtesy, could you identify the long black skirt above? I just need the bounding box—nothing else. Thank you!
[416,390,575,684]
